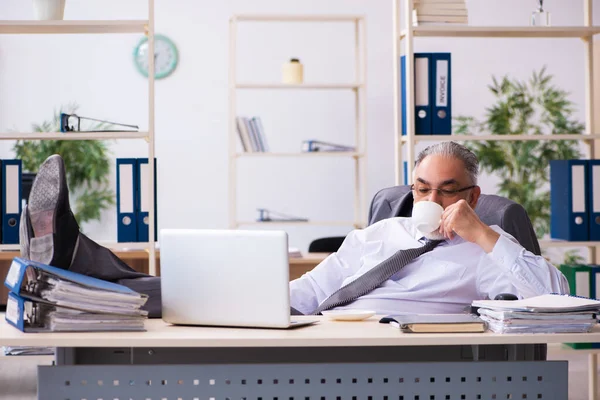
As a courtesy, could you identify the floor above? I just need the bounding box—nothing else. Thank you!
[0,346,597,400]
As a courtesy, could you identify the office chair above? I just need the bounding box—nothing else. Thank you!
[308,236,345,253]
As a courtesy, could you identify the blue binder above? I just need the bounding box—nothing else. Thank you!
[4,257,145,332]
[116,158,138,242]
[589,265,600,300]
[401,53,432,135]
[1,160,21,244]
[136,158,158,242]
[550,160,589,241]
[588,160,600,240]
[403,161,408,185]
[431,53,451,135]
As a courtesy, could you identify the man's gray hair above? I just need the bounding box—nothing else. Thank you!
[414,141,479,185]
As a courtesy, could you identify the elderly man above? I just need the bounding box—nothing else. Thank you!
[290,141,569,315]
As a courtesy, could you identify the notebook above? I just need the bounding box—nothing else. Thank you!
[381,314,486,333]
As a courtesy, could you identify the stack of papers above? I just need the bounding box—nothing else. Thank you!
[4,257,148,332]
[472,294,600,334]
[2,346,54,356]
[413,0,468,25]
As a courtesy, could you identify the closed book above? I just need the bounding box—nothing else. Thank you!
[384,314,486,333]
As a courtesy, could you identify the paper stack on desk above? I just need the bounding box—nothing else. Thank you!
[472,294,600,334]
[3,257,148,332]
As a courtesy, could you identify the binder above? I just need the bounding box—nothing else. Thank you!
[403,161,408,185]
[550,160,589,241]
[4,257,148,332]
[588,160,600,240]
[1,160,21,244]
[301,140,355,152]
[401,53,432,135]
[116,158,138,243]
[559,264,592,298]
[136,158,158,242]
[589,265,600,300]
[431,53,451,135]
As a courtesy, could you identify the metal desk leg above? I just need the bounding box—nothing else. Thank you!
[589,352,598,400]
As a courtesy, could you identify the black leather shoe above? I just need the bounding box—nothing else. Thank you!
[22,154,162,318]
[26,154,79,269]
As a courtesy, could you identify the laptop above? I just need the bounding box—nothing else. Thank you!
[160,229,317,329]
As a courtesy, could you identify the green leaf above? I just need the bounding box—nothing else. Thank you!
[454,68,583,237]
[12,103,115,225]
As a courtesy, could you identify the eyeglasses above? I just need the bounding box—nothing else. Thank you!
[411,184,476,198]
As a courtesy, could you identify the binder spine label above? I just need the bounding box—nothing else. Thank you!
[6,295,19,326]
[436,60,449,107]
[572,165,586,213]
[5,259,22,290]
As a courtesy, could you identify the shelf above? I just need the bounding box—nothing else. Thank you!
[539,240,600,248]
[236,83,363,90]
[400,26,600,39]
[232,14,364,22]
[236,152,363,158]
[0,20,148,34]
[0,131,149,140]
[236,221,363,227]
[400,134,600,143]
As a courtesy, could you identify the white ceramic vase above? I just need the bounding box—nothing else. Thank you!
[32,0,66,20]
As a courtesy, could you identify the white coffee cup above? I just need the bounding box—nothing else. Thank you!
[412,201,444,233]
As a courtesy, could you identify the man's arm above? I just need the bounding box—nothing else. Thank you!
[440,199,568,298]
[290,229,366,315]
[476,226,569,299]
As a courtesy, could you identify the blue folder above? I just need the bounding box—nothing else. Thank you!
[1,160,21,244]
[550,160,589,241]
[136,158,158,242]
[401,53,433,135]
[588,160,600,240]
[431,53,451,135]
[116,158,138,242]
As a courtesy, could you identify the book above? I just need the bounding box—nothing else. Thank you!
[384,314,486,333]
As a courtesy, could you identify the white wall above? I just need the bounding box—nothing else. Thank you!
[0,0,596,252]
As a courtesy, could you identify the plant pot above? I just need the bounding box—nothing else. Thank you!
[32,0,66,20]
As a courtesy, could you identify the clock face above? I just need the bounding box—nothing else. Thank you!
[134,34,178,79]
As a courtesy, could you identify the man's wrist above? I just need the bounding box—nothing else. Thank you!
[475,225,501,253]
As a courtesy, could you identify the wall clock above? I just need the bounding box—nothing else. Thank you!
[133,34,178,79]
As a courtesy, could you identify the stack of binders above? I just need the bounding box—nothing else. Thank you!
[412,0,469,25]
[550,159,600,241]
[401,53,452,136]
[116,158,158,243]
[4,257,148,332]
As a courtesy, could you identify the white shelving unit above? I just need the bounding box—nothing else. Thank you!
[0,0,157,275]
[393,0,600,259]
[228,14,368,229]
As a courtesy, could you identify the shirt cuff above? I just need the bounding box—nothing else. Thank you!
[488,234,523,271]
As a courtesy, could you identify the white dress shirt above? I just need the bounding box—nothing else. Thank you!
[290,217,569,315]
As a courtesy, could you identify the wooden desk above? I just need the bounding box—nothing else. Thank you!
[0,316,594,400]
[0,251,329,307]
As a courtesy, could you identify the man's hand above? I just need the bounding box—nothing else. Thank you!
[439,199,500,253]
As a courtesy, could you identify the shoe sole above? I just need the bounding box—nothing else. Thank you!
[28,155,62,237]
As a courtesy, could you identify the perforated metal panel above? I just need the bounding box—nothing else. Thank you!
[38,361,567,400]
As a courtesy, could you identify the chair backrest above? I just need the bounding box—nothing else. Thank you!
[368,185,541,255]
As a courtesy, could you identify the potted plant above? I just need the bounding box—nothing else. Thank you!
[454,67,584,262]
[14,104,114,225]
